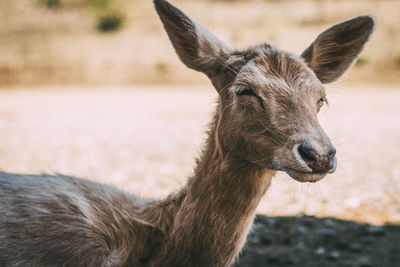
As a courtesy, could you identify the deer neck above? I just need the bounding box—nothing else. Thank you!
[150,111,275,266]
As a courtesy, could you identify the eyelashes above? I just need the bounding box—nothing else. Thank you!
[236,87,254,96]
[236,87,265,109]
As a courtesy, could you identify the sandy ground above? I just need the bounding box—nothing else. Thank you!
[0,85,399,225]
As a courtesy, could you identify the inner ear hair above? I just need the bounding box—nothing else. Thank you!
[301,15,375,84]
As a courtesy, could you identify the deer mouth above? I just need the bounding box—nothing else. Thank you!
[285,168,328,183]
[282,144,337,182]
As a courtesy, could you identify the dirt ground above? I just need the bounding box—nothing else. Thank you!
[0,85,399,265]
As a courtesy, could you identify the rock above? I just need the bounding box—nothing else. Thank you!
[249,223,265,235]
[358,256,373,267]
[254,216,276,227]
[259,235,273,246]
[349,242,363,252]
[247,235,262,244]
[286,256,300,265]
[300,215,316,227]
[361,236,376,245]
[317,228,336,238]
[367,225,385,236]
[327,251,340,261]
[294,240,306,250]
[315,246,326,255]
[335,239,348,250]
[323,218,337,227]
[296,225,309,235]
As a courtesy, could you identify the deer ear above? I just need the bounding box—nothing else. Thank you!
[153,0,230,76]
[301,15,375,84]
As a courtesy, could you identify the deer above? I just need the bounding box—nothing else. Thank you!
[0,0,374,266]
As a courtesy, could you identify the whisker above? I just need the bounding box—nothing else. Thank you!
[217,81,235,95]
[257,121,288,145]
[214,57,239,76]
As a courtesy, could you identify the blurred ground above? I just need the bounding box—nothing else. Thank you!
[236,215,400,266]
[1,0,400,86]
[0,85,399,225]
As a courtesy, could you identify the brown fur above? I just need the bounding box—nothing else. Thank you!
[0,1,374,266]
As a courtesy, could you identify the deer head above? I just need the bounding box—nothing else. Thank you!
[154,0,374,182]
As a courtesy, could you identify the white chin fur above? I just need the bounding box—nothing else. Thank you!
[285,169,327,183]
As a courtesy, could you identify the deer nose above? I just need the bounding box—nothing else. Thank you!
[298,142,336,173]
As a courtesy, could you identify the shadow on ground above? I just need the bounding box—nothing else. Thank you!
[235,215,400,267]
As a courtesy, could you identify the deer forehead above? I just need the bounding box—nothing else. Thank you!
[233,46,325,100]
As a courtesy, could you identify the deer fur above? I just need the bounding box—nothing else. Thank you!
[0,0,374,266]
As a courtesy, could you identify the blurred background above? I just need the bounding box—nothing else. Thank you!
[1,0,400,85]
[0,0,399,225]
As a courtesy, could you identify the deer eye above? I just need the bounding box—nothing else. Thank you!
[236,87,265,109]
[317,97,327,109]
[236,87,254,96]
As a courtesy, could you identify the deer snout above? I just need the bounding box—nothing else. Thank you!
[298,142,337,173]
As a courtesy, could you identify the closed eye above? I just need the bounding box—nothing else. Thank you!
[236,87,265,109]
[236,87,254,96]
